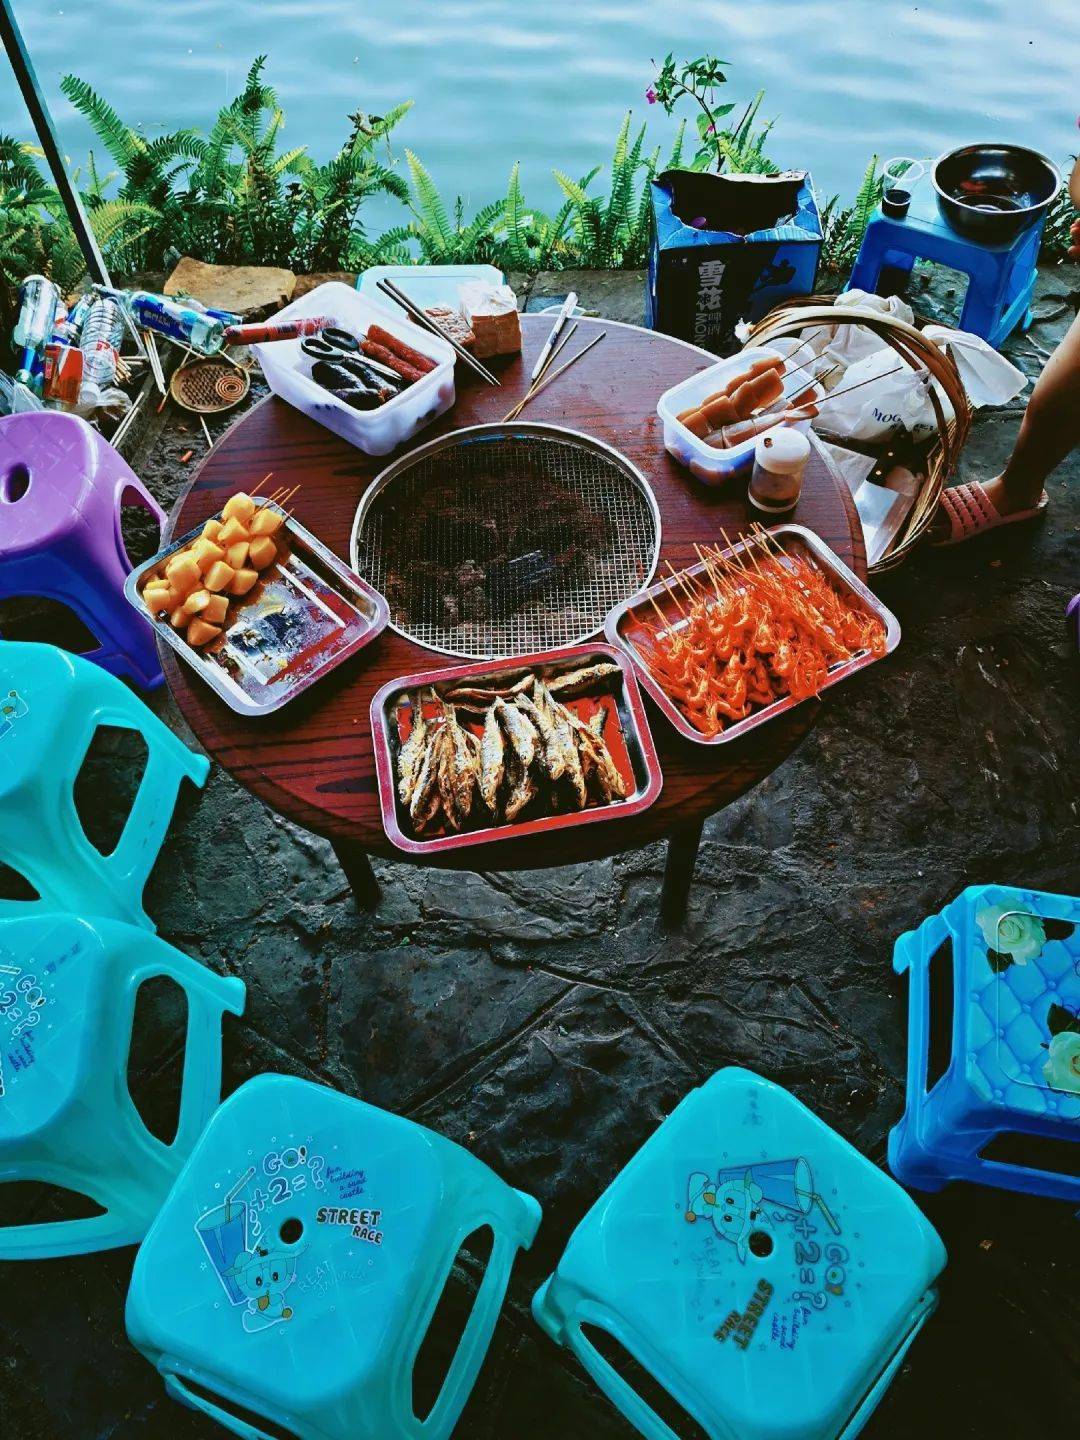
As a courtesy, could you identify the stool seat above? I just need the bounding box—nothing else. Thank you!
[0,912,243,1258]
[890,884,1080,1200]
[0,642,209,930]
[127,1074,541,1440]
[0,412,165,689]
[534,1068,945,1440]
[847,184,1044,348]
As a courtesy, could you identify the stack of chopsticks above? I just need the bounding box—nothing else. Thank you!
[375,277,500,387]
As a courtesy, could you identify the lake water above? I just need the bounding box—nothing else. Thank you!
[3,0,1078,234]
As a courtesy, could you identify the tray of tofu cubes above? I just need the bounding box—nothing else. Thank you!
[370,643,663,855]
[126,491,389,715]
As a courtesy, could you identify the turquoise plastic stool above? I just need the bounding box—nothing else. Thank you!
[127,1074,542,1440]
[0,641,209,929]
[0,912,244,1258]
[847,182,1043,347]
[889,884,1080,1201]
[533,1068,946,1440]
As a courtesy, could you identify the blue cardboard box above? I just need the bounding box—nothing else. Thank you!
[646,169,822,355]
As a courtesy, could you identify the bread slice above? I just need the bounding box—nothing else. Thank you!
[458,281,522,358]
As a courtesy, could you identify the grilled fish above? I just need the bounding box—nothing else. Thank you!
[575,704,627,802]
[503,749,538,822]
[495,695,538,770]
[396,689,428,807]
[545,662,620,699]
[438,702,478,830]
[409,725,446,832]
[443,674,533,705]
[533,681,586,808]
[479,704,505,818]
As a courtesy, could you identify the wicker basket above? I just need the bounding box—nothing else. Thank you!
[746,296,972,571]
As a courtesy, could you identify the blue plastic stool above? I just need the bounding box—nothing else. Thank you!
[847,183,1044,347]
[0,912,244,1258]
[889,884,1080,1201]
[0,641,209,929]
[533,1068,945,1440]
[127,1074,542,1440]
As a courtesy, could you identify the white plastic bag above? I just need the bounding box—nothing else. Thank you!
[814,347,951,444]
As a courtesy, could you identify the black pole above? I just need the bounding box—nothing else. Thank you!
[0,0,111,287]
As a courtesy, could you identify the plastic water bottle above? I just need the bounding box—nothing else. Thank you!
[77,295,124,406]
[12,274,60,392]
[127,290,225,355]
[0,371,45,415]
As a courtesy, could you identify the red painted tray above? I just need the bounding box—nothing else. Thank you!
[370,642,662,855]
[604,523,900,746]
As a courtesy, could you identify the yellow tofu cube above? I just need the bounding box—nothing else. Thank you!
[202,518,224,542]
[225,541,249,570]
[229,567,259,597]
[182,589,212,617]
[187,618,222,648]
[222,493,257,524]
[249,508,285,537]
[203,560,236,593]
[248,535,277,570]
[165,554,201,595]
[203,594,229,625]
[191,538,226,573]
[218,516,249,546]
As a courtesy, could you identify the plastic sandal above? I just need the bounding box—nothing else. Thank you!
[931,479,1048,546]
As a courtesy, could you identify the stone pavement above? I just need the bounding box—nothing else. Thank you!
[1,265,1078,1439]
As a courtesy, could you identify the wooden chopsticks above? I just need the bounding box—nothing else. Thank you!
[375,277,500,387]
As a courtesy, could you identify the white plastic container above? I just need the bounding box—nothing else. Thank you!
[656,345,815,489]
[253,281,456,456]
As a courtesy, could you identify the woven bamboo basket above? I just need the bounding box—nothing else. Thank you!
[746,296,973,571]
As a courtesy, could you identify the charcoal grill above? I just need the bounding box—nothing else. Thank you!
[350,424,661,660]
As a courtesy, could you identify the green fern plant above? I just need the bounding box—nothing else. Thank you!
[552,112,657,268]
[820,156,881,276]
[402,150,505,263]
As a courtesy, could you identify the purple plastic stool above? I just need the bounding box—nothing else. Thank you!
[0,412,164,690]
[1068,593,1079,649]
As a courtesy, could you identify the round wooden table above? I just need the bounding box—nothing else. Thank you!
[164,314,864,920]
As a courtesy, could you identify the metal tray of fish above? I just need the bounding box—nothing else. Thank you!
[604,524,900,746]
[125,499,390,716]
[370,643,663,855]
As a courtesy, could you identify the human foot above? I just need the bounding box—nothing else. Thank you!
[930,478,1048,546]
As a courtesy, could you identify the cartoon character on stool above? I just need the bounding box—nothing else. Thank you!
[685,1156,838,1263]
[685,1170,768,1262]
[233,1244,299,1332]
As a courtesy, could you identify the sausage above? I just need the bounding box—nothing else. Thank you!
[731,367,785,420]
[366,324,436,374]
[360,340,425,385]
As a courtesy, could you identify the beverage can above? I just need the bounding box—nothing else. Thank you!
[43,343,84,408]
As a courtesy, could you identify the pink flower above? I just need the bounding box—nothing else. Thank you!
[645,86,657,104]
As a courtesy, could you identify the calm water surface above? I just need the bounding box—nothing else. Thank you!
[3,1,1078,229]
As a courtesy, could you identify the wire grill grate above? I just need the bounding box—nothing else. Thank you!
[353,428,660,659]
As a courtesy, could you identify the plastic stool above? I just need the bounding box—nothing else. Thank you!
[127,1074,541,1440]
[847,183,1044,347]
[890,884,1080,1201]
[1067,592,1079,649]
[0,641,209,929]
[533,1068,945,1440]
[0,411,164,689]
[0,911,244,1258]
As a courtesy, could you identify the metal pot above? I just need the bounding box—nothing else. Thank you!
[932,144,1060,243]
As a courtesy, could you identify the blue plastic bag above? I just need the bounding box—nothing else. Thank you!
[646,169,822,354]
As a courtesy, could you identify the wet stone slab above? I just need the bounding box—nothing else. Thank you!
[1,264,1078,1439]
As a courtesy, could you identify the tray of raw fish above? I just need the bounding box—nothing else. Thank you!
[604,524,900,746]
[370,644,662,854]
[126,489,389,715]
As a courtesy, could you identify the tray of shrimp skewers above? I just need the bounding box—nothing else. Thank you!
[370,644,662,854]
[604,525,900,745]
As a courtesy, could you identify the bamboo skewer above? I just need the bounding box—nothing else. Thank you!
[504,330,607,422]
